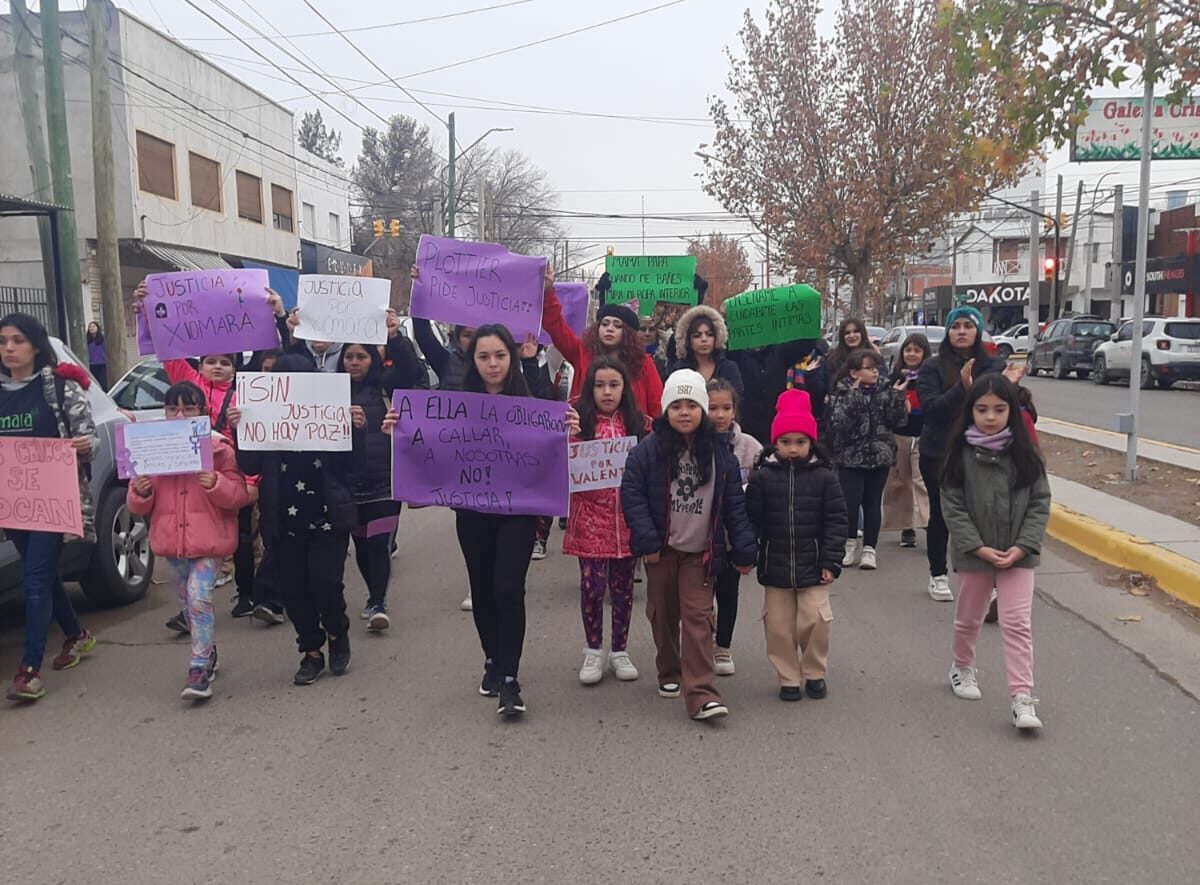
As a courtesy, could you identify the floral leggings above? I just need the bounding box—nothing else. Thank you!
[167,557,221,670]
[579,557,636,652]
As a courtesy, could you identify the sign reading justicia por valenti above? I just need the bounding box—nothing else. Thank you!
[1072,96,1200,162]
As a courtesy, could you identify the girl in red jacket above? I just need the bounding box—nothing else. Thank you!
[128,382,252,701]
[564,356,649,685]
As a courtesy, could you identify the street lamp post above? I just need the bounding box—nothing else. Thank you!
[445,115,513,239]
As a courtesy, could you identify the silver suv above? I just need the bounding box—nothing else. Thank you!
[1091,317,1200,390]
[0,339,154,607]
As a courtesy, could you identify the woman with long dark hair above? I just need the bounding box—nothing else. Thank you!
[883,333,932,548]
[824,317,875,385]
[916,306,1009,601]
[668,305,744,395]
[1,313,98,702]
[85,321,107,389]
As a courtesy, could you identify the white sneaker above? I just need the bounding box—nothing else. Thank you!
[460,593,473,612]
[842,539,860,567]
[714,647,735,676]
[859,546,877,570]
[531,539,547,561]
[928,574,953,602]
[1011,694,1043,729]
[608,651,639,681]
[578,648,605,685]
[949,665,982,700]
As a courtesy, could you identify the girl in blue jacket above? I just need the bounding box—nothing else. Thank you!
[620,369,757,721]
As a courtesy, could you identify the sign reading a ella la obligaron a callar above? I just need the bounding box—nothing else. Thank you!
[0,437,82,536]
[390,390,569,516]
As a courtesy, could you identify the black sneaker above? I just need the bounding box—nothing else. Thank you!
[497,680,526,717]
[231,596,255,618]
[479,664,500,697]
[165,611,188,634]
[900,529,917,548]
[293,653,325,685]
[779,686,803,702]
[328,634,351,676]
[805,678,827,699]
[206,645,219,682]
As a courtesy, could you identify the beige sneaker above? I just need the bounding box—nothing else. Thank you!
[714,647,736,676]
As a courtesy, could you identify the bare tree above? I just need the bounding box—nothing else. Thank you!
[687,233,756,307]
[465,147,565,257]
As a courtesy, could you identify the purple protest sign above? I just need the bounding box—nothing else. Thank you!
[136,308,154,356]
[390,390,568,516]
[142,269,280,359]
[539,281,589,347]
[410,235,547,340]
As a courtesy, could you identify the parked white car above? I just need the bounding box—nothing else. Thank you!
[877,325,946,366]
[992,323,1030,358]
[1091,316,1200,389]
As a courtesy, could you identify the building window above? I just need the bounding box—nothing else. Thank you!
[302,202,316,235]
[1091,242,1100,264]
[329,212,341,243]
[271,184,294,232]
[188,152,221,213]
[235,171,263,223]
[136,131,176,199]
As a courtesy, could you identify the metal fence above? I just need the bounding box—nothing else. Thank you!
[0,287,52,326]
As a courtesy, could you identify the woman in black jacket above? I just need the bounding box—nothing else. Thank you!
[668,305,744,396]
[915,306,1010,602]
[745,389,847,702]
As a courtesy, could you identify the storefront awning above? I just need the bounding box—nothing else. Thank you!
[132,241,232,272]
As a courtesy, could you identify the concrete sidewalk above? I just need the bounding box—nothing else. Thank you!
[1040,417,1200,608]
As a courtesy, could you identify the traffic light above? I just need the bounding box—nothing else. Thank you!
[389,219,401,238]
[1043,256,1057,281]
[373,219,384,239]
[606,246,615,257]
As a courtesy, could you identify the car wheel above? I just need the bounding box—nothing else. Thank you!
[1024,354,1037,377]
[997,344,1012,359]
[80,485,154,607]
[1156,377,1175,390]
[1138,357,1155,390]
[1092,355,1109,385]
[1053,356,1068,379]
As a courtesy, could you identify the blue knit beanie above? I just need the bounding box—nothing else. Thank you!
[945,305,985,332]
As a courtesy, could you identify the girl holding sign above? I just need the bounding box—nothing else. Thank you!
[541,269,664,418]
[564,356,649,685]
[1,313,98,703]
[127,382,253,701]
[620,370,757,721]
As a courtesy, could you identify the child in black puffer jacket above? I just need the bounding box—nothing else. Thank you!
[745,390,848,702]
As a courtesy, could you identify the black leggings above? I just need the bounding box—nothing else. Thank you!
[919,454,948,578]
[455,510,536,679]
[838,466,889,548]
[714,563,740,649]
[352,501,401,609]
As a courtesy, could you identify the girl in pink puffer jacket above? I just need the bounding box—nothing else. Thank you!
[127,382,252,702]
[564,357,649,686]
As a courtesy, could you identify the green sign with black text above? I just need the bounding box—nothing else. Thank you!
[605,255,697,316]
[724,284,822,350]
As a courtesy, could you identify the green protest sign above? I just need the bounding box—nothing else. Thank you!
[724,284,822,350]
[605,255,697,316]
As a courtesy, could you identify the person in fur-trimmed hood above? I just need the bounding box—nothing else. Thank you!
[668,305,744,396]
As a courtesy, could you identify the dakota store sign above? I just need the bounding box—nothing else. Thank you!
[956,282,1031,305]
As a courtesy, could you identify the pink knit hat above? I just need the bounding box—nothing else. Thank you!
[771,389,818,443]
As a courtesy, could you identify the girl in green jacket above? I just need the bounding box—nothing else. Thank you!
[940,375,1050,731]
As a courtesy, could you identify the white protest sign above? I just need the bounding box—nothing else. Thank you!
[294,275,390,345]
[115,417,214,478]
[568,435,638,493]
[236,372,352,451]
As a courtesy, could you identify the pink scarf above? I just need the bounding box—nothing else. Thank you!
[965,425,1012,452]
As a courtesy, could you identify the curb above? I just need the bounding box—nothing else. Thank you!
[1047,503,1200,609]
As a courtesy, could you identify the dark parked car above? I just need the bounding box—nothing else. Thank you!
[1,339,154,608]
[1026,316,1116,380]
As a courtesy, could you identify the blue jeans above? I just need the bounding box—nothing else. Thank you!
[9,530,83,670]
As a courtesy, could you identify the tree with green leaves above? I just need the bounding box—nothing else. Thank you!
[947,1,1200,151]
[297,109,344,166]
[701,0,1030,316]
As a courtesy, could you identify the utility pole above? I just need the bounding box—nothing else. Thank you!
[1051,174,1064,320]
[41,0,87,354]
[446,112,457,238]
[1109,185,1124,324]
[1027,191,1040,337]
[1063,180,1084,307]
[88,0,126,380]
[12,0,60,334]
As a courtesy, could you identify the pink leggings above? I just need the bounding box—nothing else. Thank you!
[952,568,1035,697]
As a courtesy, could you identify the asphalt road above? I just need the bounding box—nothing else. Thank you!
[1023,375,1200,448]
[2,508,1199,885]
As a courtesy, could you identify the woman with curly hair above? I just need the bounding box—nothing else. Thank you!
[540,268,664,417]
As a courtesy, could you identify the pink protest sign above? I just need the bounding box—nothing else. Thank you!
[539,282,589,347]
[410,235,547,340]
[142,269,280,359]
[0,437,82,536]
[390,390,569,516]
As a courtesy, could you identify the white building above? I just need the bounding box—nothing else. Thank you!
[0,9,351,341]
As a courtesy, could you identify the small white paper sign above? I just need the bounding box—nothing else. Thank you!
[116,417,214,478]
[294,274,390,345]
[236,372,352,451]
[568,435,638,493]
